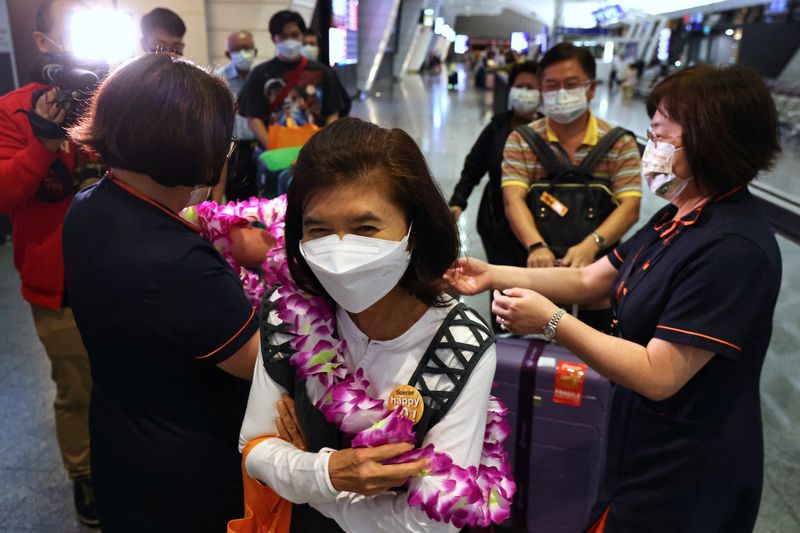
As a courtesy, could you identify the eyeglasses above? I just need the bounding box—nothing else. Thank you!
[541,79,592,93]
[646,128,682,148]
[226,138,239,160]
[152,40,185,55]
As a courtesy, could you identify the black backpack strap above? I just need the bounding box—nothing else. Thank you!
[407,302,495,445]
[514,125,564,176]
[579,127,631,174]
[259,284,297,392]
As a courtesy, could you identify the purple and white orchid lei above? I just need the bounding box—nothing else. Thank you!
[182,196,516,528]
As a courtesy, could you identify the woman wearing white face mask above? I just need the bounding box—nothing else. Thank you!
[238,118,513,533]
[447,64,783,533]
[447,61,541,329]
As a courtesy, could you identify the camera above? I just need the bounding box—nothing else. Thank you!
[28,59,102,140]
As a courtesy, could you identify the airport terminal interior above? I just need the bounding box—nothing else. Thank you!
[1,0,799,531]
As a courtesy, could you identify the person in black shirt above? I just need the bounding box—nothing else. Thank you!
[63,53,261,532]
[447,64,782,532]
[301,29,352,117]
[448,61,542,268]
[239,10,342,149]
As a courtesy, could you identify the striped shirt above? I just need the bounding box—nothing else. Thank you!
[501,114,642,200]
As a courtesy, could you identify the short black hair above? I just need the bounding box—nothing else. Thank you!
[539,43,596,80]
[35,0,56,33]
[69,54,234,188]
[647,64,780,194]
[141,7,186,38]
[268,10,306,38]
[508,60,539,87]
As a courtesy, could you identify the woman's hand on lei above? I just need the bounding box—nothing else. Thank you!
[328,443,428,496]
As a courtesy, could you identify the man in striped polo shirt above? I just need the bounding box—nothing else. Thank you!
[502,43,642,272]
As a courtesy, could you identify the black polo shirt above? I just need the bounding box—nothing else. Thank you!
[63,176,258,532]
[590,187,782,532]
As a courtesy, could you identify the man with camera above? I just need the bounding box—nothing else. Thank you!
[0,0,99,526]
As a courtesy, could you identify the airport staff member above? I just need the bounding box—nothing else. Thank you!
[63,53,260,533]
[447,64,782,533]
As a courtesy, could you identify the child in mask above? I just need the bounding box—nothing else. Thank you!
[189,118,515,532]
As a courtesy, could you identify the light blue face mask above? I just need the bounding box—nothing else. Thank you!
[542,88,589,124]
[276,39,302,61]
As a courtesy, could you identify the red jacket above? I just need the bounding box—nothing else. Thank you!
[0,82,76,310]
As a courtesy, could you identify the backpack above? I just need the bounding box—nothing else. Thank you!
[515,125,632,258]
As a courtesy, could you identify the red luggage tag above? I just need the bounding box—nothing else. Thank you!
[553,360,587,407]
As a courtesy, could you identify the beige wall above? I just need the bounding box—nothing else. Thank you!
[91,0,209,65]
[98,0,314,68]
[9,0,313,84]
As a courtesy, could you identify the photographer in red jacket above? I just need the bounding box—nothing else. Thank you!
[0,0,100,526]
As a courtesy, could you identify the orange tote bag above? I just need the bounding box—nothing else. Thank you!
[227,436,292,533]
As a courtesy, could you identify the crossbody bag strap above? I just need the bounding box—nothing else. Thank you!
[268,56,309,116]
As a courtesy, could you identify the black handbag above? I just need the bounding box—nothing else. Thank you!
[515,125,630,259]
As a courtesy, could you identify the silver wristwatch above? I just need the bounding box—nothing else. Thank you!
[543,308,567,341]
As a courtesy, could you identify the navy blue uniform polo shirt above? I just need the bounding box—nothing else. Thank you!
[63,176,258,533]
[588,187,782,532]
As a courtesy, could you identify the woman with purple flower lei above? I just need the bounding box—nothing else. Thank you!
[193,118,515,531]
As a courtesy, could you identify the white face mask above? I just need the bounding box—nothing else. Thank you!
[301,44,319,60]
[230,49,255,71]
[508,87,540,116]
[299,226,413,313]
[276,39,303,61]
[542,87,589,124]
[641,139,692,202]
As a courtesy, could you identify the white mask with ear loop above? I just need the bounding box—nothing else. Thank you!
[641,139,693,202]
[186,186,212,207]
[300,225,413,313]
[508,87,540,116]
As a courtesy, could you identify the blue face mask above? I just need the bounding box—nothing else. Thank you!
[230,49,255,71]
[276,39,302,61]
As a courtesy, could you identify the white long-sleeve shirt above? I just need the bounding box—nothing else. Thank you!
[239,298,496,533]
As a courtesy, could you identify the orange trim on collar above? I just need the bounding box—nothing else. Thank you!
[613,248,624,263]
[107,175,199,233]
[714,185,743,202]
[656,325,742,352]
[194,306,256,360]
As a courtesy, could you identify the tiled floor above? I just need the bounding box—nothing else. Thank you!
[0,68,798,532]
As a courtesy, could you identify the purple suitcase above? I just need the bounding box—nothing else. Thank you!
[494,336,612,533]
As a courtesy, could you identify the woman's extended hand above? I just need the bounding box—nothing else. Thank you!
[229,226,277,267]
[276,394,307,451]
[444,257,493,295]
[328,443,428,496]
[492,288,559,336]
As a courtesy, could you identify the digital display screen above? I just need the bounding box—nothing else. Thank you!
[510,32,529,53]
[592,5,624,25]
[330,0,358,66]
